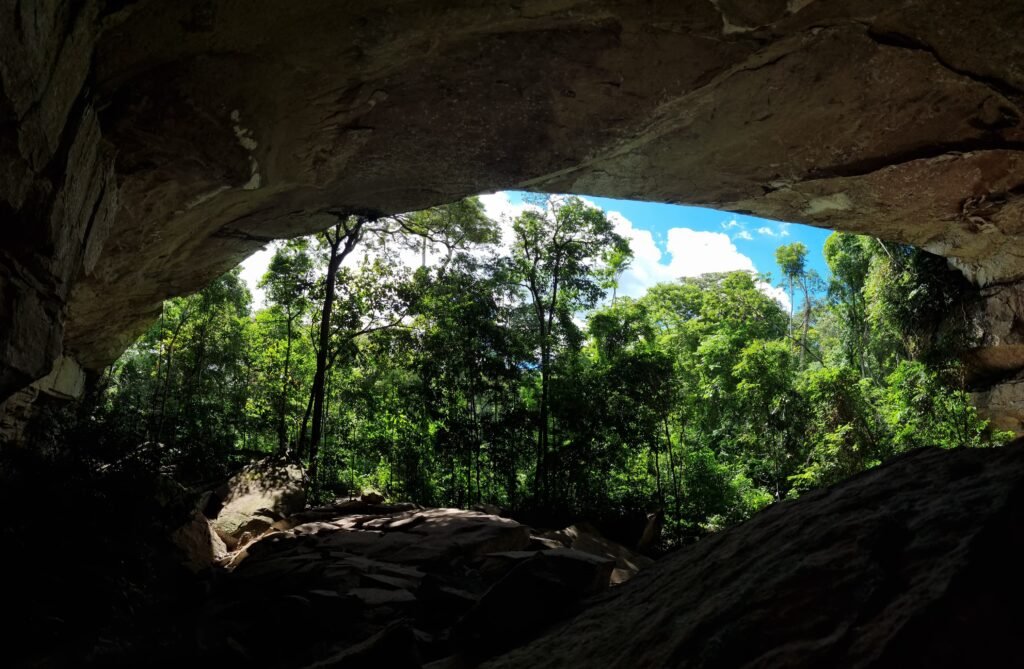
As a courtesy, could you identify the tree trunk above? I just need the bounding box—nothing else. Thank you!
[800,277,811,368]
[153,308,189,443]
[298,383,314,458]
[277,311,293,454]
[653,442,663,506]
[308,217,364,490]
[667,416,684,523]
[472,392,481,504]
[536,342,550,502]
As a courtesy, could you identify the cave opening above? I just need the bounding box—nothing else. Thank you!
[4,0,1024,665]
[4,190,1012,667]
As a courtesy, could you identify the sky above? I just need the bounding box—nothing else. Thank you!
[240,192,835,312]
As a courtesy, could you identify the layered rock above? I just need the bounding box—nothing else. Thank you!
[485,444,1024,668]
[3,0,1024,416]
[112,444,1024,667]
[1,0,117,399]
[208,461,306,547]
[190,504,635,666]
[959,281,1024,434]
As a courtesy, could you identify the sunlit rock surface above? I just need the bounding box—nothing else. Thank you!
[210,461,306,547]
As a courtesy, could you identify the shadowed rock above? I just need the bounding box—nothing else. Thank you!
[4,1,1024,427]
[484,445,1024,668]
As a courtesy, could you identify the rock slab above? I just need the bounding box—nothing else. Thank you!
[485,445,1024,668]
[210,461,306,545]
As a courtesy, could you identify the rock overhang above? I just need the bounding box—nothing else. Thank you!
[2,0,1024,411]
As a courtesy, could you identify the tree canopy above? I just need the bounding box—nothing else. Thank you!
[68,202,1009,545]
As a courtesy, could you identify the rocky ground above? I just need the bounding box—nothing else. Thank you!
[486,444,1024,668]
[182,444,1024,668]
[158,461,656,667]
[10,443,1024,667]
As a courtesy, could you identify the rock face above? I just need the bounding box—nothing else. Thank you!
[484,444,1024,668]
[171,509,228,572]
[542,522,654,584]
[3,1,1024,418]
[0,1,117,398]
[190,504,630,666]
[962,281,1024,433]
[209,461,306,546]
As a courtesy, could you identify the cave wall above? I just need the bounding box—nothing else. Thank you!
[1,1,116,399]
[3,0,1024,431]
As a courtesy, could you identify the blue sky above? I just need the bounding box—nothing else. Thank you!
[482,192,833,311]
[578,194,833,286]
[241,192,835,311]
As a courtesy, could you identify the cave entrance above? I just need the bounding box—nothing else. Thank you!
[65,190,1001,538]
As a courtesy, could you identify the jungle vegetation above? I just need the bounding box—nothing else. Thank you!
[66,196,1008,542]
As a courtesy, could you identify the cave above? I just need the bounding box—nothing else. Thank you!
[3,1,1024,666]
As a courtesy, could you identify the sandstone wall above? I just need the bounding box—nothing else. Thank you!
[2,0,1023,429]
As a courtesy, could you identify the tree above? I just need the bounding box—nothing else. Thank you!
[734,339,805,499]
[775,242,816,365]
[399,198,499,269]
[822,233,873,376]
[305,216,365,485]
[259,239,314,453]
[504,196,631,501]
[791,366,878,491]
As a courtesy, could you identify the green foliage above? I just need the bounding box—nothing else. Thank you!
[792,366,879,491]
[74,212,1007,548]
[878,361,1004,451]
[775,242,808,281]
[85,268,254,481]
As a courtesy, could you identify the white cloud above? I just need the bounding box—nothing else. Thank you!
[478,191,543,251]
[756,281,791,313]
[479,191,539,228]
[239,192,792,313]
[756,223,791,238]
[665,228,755,276]
[600,204,760,301]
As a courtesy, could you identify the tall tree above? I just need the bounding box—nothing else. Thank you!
[306,216,365,485]
[259,239,314,453]
[505,196,631,501]
[397,198,499,269]
[775,242,812,365]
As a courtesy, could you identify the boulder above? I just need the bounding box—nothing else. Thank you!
[171,510,228,572]
[361,491,386,505]
[471,503,505,517]
[210,461,305,543]
[542,523,654,585]
[198,505,543,663]
[308,508,531,566]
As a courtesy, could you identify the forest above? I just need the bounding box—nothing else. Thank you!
[57,195,1009,544]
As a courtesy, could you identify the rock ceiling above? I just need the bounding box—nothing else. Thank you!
[2,1,1024,419]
